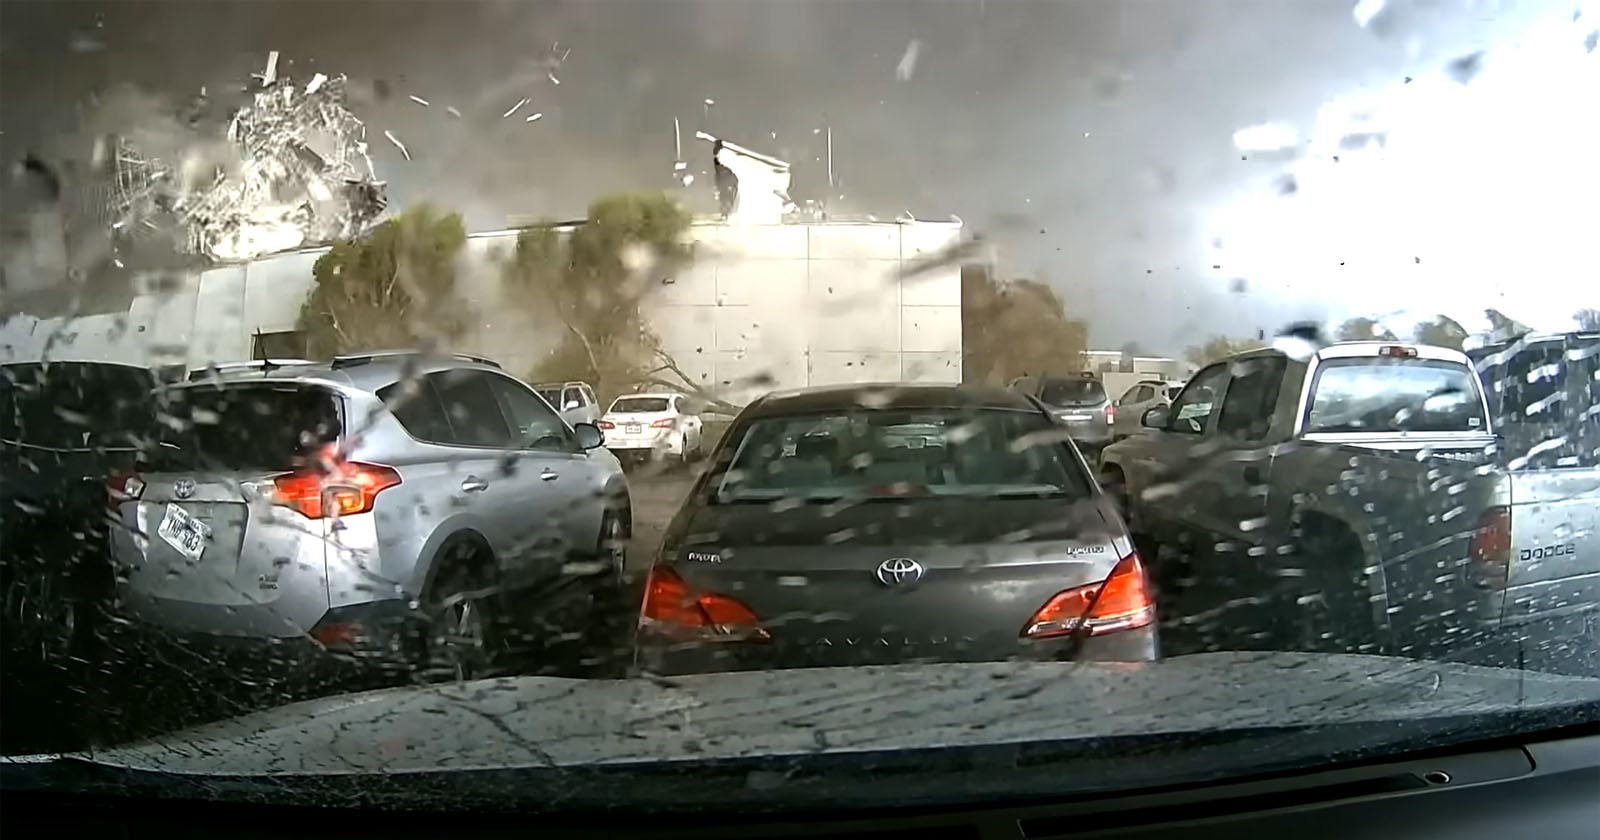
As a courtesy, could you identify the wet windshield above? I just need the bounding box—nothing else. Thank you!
[1,0,1596,822]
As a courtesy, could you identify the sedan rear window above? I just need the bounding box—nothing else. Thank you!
[153,384,342,471]
[715,408,1092,502]
[610,397,671,413]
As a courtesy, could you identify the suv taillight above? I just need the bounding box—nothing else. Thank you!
[1105,403,1116,425]
[274,462,401,519]
[1022,552,1154,638]
[640,565,768,641]
[1469,506,1512,589]
[107,471,145,507]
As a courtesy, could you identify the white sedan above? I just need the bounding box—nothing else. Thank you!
[599,392,705,463]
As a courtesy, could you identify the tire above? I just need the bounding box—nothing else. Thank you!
[418,540,503,682]
[1295,521,1380,654]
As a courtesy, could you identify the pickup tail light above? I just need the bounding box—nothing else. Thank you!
[274,462,401,519]
[640,565,769,641]
[1022,552,1154,638]
[1469,506,1512,589]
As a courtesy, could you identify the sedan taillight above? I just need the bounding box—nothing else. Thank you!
[651,418,674,428]
[598,420,615,429]
[1022,552,1154,638]
[640,565,768,641]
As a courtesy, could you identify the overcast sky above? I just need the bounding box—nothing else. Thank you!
[3,0,1594,351]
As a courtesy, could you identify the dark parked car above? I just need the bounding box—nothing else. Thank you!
[1010,372,1116,451]
[1,361,161,669]
[633,382,1158,675]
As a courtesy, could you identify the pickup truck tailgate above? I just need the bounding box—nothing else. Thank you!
[1502,467,1600,625]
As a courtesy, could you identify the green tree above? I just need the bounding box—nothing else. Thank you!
[296,205,468,358]
[960,266,1090,385]
[1335,317,1397,341]
[1184,335,1267,368]
[1412,314,1469,350]
[502,193,695,401]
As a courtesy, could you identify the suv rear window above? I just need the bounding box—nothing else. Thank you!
[153,384,341,471]
[1039,378,1106,406]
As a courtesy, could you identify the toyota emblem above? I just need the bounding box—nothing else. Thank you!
[172,479,196,500]
[875,557,924,586]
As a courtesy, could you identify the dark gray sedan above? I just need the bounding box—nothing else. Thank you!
[633,383,1159,675]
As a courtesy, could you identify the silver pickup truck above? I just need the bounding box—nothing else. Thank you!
[1099,342,1507,664]
[1469,332,1599,676]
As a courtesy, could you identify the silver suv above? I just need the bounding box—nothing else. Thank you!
[109,352,630,679]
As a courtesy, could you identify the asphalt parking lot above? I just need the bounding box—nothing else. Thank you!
[624,465,697,572]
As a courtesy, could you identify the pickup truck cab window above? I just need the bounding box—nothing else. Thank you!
[1304,358,1485,434]
[1218,355,1288,441]
[1167,364,1229,435]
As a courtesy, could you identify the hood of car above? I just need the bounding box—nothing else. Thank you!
[37,652,1598,777]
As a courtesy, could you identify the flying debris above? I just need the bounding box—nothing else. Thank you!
[253,51,280,87]
[697,131,795,223]
[548,72,561,85]
[502,97,529,118]
[446,106,462,118]
[106,58,388,262]
[384,130,410,159]
[896,39,923,81]
[1352,0,1386,28]
[408,95,430,107]
[1232,122,1299,153]
[525,112,544,123]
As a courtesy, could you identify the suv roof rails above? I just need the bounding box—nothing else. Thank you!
[329,350,502,370]
[186,359,315,381]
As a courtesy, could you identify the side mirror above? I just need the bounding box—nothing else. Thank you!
[564,399,581,410]
[1141,406,1170,429]
[572,422,604,450]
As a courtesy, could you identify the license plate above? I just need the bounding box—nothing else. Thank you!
[157,503,211,560]
[626,423,642,433]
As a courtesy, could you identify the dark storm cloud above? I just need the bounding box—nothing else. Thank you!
[0,0,1555,350]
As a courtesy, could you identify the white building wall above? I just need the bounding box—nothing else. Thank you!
[1,220,963,405]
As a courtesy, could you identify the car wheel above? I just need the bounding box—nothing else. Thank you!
[420,543,503,682]
[597,509,627,589]
[1296,520,1380,655]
